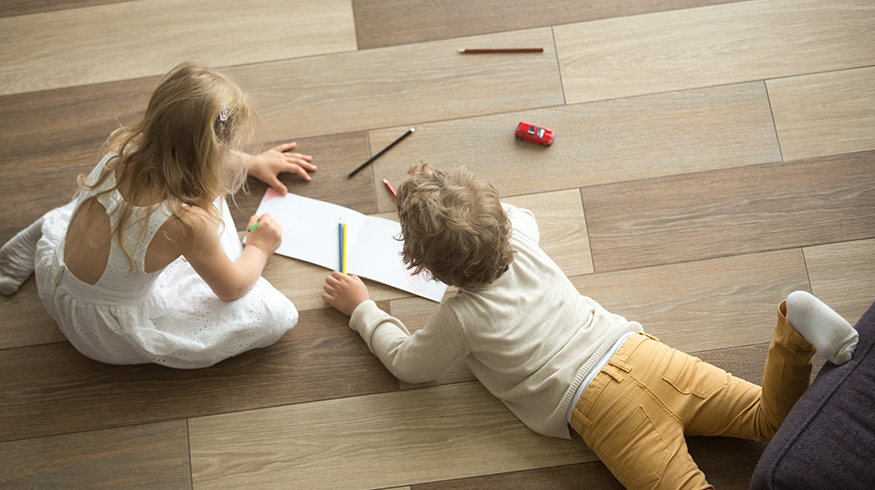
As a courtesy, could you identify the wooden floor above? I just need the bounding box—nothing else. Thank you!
[2,0,874,488]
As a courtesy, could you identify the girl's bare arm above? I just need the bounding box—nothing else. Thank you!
[174,208,281,301]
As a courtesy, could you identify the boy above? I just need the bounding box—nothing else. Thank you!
[322,164,858,489]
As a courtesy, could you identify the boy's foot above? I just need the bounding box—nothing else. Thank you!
[786,291,858,365]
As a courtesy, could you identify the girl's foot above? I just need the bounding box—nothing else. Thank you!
[0,218,43,296]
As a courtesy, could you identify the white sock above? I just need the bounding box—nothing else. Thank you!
[786,291,858,365]
[0,217,44,295]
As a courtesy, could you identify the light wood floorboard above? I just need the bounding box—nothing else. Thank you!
[188,382,590,490]
[569,250,809,353]
[804,238,875,325]
[504,190,593,276]
[0,0,357,96]
[768,66,875,161]
[370,82,780,214]
[225,27,564,141]
[554,0,875,104]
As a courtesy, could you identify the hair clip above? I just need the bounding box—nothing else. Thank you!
[219,106,228,122]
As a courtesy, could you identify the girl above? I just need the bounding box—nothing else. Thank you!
[0,62,316,368]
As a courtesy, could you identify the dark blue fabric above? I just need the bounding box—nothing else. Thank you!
[750,300,875,490]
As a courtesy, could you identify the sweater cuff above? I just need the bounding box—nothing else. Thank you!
[349,299,413,356]
[350,300,382,333]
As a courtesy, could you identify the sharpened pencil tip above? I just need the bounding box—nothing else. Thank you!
[410,127,416,132]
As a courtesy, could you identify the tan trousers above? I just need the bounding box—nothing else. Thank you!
[570,301,815,489]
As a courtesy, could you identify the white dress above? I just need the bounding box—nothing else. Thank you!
[31,155,298,368]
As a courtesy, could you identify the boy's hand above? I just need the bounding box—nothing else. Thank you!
[248,142,316,194]
[245,214,282,255]
[323,271,370,316]
[407,162,432,176]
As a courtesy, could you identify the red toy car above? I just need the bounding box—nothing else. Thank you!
[515,122,554,146]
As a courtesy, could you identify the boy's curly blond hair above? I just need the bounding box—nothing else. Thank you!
[395,164,514,288]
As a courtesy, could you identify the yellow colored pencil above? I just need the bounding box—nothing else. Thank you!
[338,219,344,273]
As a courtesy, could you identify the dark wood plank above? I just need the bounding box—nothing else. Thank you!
[0,77,156,178]
[413,436,766,490]
[0,420,190,489]
[353,0,748,50]
[0,166,84,245]
[582,151,875,273]
[0,96,374,235]
[0,275,67,350]
[230,131,375,230]
[0,0,133,18]
[697,343,827,386]
[413,461,624,490]
[0,304,398,442]
[687,437,768,489]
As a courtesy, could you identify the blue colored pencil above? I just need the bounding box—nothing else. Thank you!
[342,221,348,274]
[338,219,344,272]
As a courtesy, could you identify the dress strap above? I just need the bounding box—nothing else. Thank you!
[82,162,174,271]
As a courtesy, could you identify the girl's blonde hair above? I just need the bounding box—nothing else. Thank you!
[79,61,256,272]
[396,164,514,288]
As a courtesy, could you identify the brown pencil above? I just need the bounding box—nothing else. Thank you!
[458,48,544,54]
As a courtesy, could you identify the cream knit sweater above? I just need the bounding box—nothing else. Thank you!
[349,204,642,439]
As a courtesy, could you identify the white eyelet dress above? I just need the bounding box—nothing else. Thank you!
[33,155,298,368]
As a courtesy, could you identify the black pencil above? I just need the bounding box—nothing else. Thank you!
[348,127,416,178]
[458,48,544,54]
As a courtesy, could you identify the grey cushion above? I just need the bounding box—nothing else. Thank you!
[750,299,875,489]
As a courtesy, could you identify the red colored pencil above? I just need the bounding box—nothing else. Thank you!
[383,179,397,198]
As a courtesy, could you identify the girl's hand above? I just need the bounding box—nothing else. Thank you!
[245,214,282,255]
[322,271,370,316]
[248,143,316,195]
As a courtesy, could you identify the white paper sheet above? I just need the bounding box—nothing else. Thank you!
[254,189,448,302]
